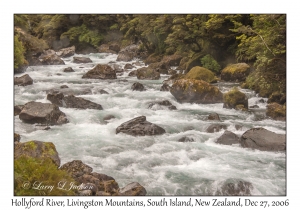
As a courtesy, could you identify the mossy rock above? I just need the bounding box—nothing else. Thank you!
[223,87,248,110]
[267,91,286,105]
[136,67,160,80]
[14,157,76,196]
[170,79,223,104]
[185,52,205,73]
[148,62,168,74]
[14,133,21,142]
[266,102,286,121]
[221,63,250,82]
[184,66,217,83]
[144,53,162,65]
[14,140,60,167]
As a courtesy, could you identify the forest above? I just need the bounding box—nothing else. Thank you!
[14,14,286,99]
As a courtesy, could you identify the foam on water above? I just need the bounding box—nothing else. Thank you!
[14,53,286,195]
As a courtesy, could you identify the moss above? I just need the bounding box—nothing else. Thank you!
[44,142,56,156]
[223,87,248,110]
[14,157,76,196]
[184,66,216,83]
[14,35,26,69]
[222,63,250,74]
[23,141,37,151]
[266,102,286,121]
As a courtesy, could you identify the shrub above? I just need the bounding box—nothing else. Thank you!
[200,54,221,74]
[14,35,26,69]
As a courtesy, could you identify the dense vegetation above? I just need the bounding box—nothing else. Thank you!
[14,14,286,98]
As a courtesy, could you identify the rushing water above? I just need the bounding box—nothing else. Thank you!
[14,53,286,196]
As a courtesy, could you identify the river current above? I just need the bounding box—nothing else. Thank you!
[14,53,286,195]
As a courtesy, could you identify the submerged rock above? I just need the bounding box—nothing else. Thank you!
[82,64,116,79]
[131,82,145,91]
[207,113,221,121]
[124,63,134,70]
[241,128,286,151]
[73,57,93,64]
[216,131,240,145]
[63,67,75,72]
[148,100,177,110]
[170,79,223,104]
[14,74,33,86]
[206,124,228,133]
[19,101,68,125]
[178,136,195,142]
[128,70,137,77]
[116,116,166,136]
[14,140,61,167]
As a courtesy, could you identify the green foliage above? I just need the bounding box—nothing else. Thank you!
[14,35,26,69]
[200,54,221,73]
[14,157,76,196]
[61,24,104,48]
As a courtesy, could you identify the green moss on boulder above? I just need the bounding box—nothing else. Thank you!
[266,102,286,121]
[14,157,76,196]
[223,87,248,110]
[184,66,217,83]
[170,79,223,104]
[14,140,61,167]
[221,63,250,82]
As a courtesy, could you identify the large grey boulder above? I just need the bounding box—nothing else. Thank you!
[19,101,68,125]
[216,131,240,145]
[116,116,166,136]
[82,64,116,79]
[240,128,286,151]
[56,46,75,58]
[14,74,33,86]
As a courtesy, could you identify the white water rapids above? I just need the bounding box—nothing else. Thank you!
[14,53,286,195]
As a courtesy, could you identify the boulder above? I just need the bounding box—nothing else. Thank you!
[117,44,139,62]
[170,79,223,104]
[267,91,286,105]
[184,66,217,83]
[82,64,116,79]
[47,92,103,110]
[217,180,253,196]
[220,63,250,82]
[207,113,221,121]
[160,83,170,91]
[103,115,116,121]
[14,140,60,167]
[38,49,65,65]
[19,101,68,125]
[63,67,75,72]
[124,63,134,70]
[116,116,166,136]
[73,57,93,64]
[60,160,93,178]
[128,70,137,77]
[161,54,183,67]
[118,182,147,196]
[216,131,240,145]
[131,82,145,91]
[240,128,286,151]
[98,44,118,54]
[206,124,227,133]
[148,62,169,74]
[14,74,33,86]
[14,133,21,142]
[60,85,69,89]
[136,67,160,80]
[14,105,24,116]
[110,64,123,73]
[148,100,177,110]
[266,103,286,121]
[144,54,161,65]
[56,46,75,58]
[223,87,248,110]
[178,136,195,142]
[99,89,109,94]
[249,105,259,108]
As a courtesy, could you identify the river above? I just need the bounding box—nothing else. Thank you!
[14,52,286,195]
